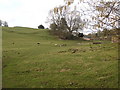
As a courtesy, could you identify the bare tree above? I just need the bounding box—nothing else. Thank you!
[66,10,85,34]
[94,0,120,29]
[64,0,119,31]
[47,4,85,39]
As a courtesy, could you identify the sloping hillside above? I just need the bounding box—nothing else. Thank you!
[2,27,118,88]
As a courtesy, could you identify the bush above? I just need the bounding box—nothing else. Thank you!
[38,25,44,29]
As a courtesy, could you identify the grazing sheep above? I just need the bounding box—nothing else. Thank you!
[59,44,67,47]
[61,44,67,46]
[72,49,78,53]
[68,48,78,53]
[54,44,58,46]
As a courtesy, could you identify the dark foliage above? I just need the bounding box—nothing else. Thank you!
[78,33,84,37]
[38,25,45,29]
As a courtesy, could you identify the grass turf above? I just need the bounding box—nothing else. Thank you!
[2,27,118,88]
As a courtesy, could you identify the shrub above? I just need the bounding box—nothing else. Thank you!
[38,25,44,29]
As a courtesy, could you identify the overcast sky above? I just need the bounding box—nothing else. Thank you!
[0,0,64,28]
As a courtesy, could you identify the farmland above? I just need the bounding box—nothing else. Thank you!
[2,27,118,88]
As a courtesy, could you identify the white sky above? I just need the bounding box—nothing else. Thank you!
[0,0,64,28]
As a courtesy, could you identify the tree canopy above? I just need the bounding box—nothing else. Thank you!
[47,0,119,39]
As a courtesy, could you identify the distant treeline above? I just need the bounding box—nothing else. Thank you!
[87,28,120,41]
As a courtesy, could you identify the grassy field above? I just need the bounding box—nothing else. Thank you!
[2,27,118,88]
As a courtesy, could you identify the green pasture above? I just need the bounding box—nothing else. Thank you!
[2,27,118,88]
